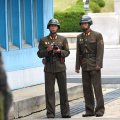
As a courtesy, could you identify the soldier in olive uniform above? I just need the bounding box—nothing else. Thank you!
[75,15,105,117]
[37,18,71,118]
[0,51,13,120]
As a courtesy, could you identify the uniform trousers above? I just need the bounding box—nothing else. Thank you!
[82,70,105,115]
[45,71,70,117]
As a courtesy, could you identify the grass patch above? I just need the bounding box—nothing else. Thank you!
[54,0,78,12]
[101,0,114,12]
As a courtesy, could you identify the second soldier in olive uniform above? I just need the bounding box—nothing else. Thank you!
[75,15,105,117]
[37,18,71,118]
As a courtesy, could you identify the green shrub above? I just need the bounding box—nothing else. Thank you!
[95,0,105,7]
[90,2,101,13]
[54,12,85,32]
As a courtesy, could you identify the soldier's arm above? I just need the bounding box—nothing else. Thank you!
[37,39,49,58]
[75,37,81,71]
[60,38,70,57]
[96,33,104,68]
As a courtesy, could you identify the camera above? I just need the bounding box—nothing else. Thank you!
[52,44,59,50]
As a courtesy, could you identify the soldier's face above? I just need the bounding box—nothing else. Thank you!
[81,23,90,31]
[49,24,58,34]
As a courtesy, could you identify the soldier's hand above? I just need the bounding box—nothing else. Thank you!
[47,44,53,51]
[75,69,80,73]
[96,65,100,70]
[42,59,46,65]
[53,48,61,53]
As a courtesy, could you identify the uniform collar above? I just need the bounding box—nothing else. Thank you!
[83,29,92,36]
[49,34,58,40]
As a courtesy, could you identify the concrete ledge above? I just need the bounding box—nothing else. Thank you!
[7,67,44,90]
[58,32,80,38]
[9,83,83,119]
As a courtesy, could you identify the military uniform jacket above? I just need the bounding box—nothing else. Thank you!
[75,30,104,71]
[37,34,70,73]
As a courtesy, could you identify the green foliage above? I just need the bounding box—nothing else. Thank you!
[90,0,105,12]
[65,0,85,13]
[95,0,105,8]
[54,0,85,32]
[90,1,101,13]
[55,12,84,32]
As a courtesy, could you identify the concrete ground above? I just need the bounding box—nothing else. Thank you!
[12,85,120,119]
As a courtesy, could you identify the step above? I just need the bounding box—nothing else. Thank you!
[9,83,83,119]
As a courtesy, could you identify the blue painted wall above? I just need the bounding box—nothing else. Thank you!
[0,0,8,50]
[11,0,22,48]
[24,0,34,46]
[43,0,54,36]
[36,0,43,40]
[0,0,53,89]
[2,48,42,71]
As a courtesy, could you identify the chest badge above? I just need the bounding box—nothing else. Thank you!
[45,42,48,45]
[79,39,84,44]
